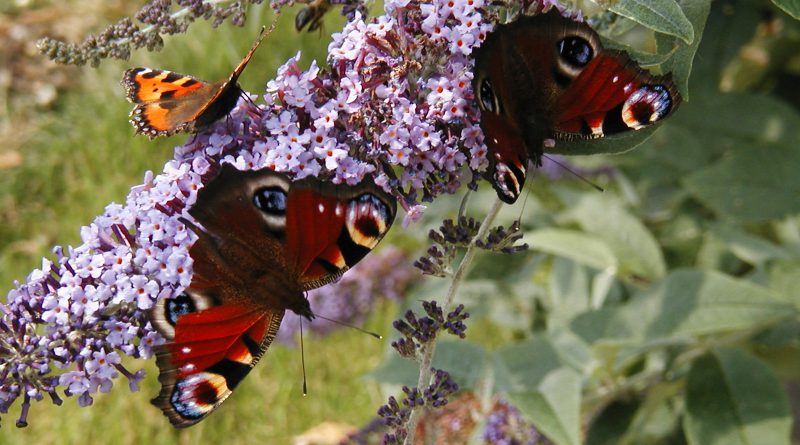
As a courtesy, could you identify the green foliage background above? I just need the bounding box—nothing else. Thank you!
[2,0,800,444]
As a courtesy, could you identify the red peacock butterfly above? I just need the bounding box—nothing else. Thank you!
[473,10,682,203]
[122,27,266,139]
[148,164,396,427]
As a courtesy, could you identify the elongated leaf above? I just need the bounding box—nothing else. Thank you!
[525,229,618,271]
[495,337,564,392]
[610,0,694,43]
[769,260,800,304]
[655,0,712,98]
[551,122,661,156]
[772,0,800,19]
[673,92,800,147]
[689,2,761,91]
[684,143,800,222]
[570,269,797,343]
[508,368,582,445]
[548,257,591,325]
[684,348,792,445]
[560,194,666,280]
[710,224,793,265]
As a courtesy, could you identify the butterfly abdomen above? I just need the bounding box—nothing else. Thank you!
[191,82,244,131]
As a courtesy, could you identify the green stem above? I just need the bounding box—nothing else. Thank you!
[402,197,504,445]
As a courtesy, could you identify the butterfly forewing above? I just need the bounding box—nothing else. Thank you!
[473,10,682,204]
[285,179,397,288]
[147,165,396,427]
[121,27,267,138]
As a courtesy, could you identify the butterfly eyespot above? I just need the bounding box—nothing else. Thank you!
[478,78,498,113]
[170,372,228,420]
[344,194,392,249]
[253,187,288,216]
[558,36,594,68]
[621,84,673,130]
[165,293,197,325]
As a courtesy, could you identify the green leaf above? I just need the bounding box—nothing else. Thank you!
[547,257,592,325]
[710,224,793,266]
[768,260,800,304]
[524,229,618,271]
[508,368,582,445]
[495,337,564,391]
[683,143,800,222]
[655,0,712,98]
[688,2,761,91]
[551,123,662,156]
[684,348,792,445]
[610,0,695,44]
[560,194,666,280]
[368,340,488,389]
[570,269,797,343]
[673,92,800,147]
[772,0,800,19]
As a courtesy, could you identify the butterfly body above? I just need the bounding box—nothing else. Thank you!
[148,165,396,427]
[122,28,266,138]
[473,11,681,203]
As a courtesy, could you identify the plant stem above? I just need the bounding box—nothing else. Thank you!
[402,196,504,445]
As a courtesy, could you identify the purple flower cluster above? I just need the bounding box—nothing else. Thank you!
[391,301,469,360]
[275,246,415,343]
[415,216,527,276]
[4,0,575,429]
[258,0,504,223]
[344,392,547,445]
[376,368,459,444]
[0,161,205,426]
[37,0,269,67]
[483,399,547,445]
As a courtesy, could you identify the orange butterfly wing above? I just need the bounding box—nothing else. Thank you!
[122,68,221,137]
[121,27,268,139]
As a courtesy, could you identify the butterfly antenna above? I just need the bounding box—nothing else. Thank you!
[300,317,308,396]
[518,186,530,222]
[543,154,605,192]
[314,313,382,340]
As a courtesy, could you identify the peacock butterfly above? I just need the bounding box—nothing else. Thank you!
[147,164,396,427]
[473,10,682,203]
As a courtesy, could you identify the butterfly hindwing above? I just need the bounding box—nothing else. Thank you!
[473,10,681,203]
[149,289,284,427]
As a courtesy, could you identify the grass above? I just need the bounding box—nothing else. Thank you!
[1,4,396,443]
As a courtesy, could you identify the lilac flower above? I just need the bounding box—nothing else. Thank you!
[483,399,548,445]
[391,301,470,360]
[343,393,548,445]
[0,163,197,426]
[2,0,571,428]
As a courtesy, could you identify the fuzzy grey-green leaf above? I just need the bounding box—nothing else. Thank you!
[610,0,695,44]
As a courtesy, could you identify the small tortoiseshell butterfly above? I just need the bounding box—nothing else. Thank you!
[122,27,266,138]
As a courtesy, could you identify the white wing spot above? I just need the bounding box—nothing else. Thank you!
[181,347,192,354]
[318,203,325,213]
